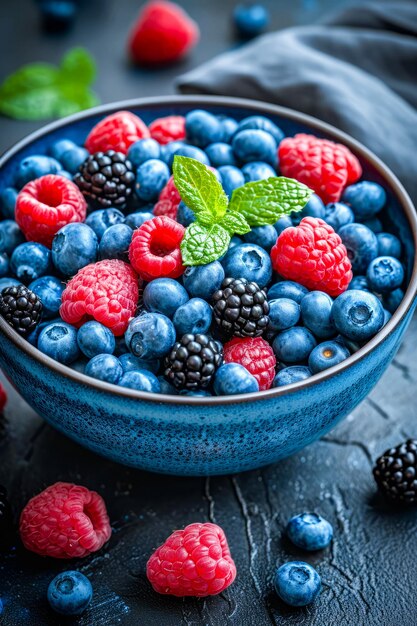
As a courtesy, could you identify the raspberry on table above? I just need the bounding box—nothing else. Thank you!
[15,175,87,247]
[224,336,276,391]
[271,217,353,297]
[85,111,150,155]
[149,115,186,144]
[74,151,135,209]
[146,522,236,596]
[278,134,362,204]
[129,215,185,281]
[60,259,140,336]
[19,482,111,558]
[153,176,182,220]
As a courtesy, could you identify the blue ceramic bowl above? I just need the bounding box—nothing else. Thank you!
[0,96,416,476]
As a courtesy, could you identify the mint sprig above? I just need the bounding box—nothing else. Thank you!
[173,156,313,266]
[0,48,99,121]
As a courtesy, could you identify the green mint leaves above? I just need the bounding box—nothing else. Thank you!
[0,48,99,121]
[172,156,313,266]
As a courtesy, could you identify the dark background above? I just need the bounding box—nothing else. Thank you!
[0,1,416,625]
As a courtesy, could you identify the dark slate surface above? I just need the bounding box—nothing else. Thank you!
[0,1,416,625]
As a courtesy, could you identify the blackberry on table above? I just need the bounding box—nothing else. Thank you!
[74,150,135,209]
[373,439,417,505]
[164,334,223,390]
[0,285,42,336]
[212,277,269,338]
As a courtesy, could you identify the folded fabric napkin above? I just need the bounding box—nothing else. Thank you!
[177,2,417,203]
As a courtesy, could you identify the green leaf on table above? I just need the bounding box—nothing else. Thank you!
[0,47,99,121]
[173,156,228,221]
[221,211,251,236]
[181,222,230,266]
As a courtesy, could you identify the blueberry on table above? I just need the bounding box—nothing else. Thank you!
[287,512,333,550]
[274,561,321,607]
[233,3,270,39]
[214,363,259,395]
[47,571,92,616]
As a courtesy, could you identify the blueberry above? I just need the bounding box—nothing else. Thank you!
[158,376,178,395]
[85,208,125,240]
[348,275,369,291]
[331,289,385,341]
[10,242,51,283]
[14,155,61,188]
[160,141,187,167]
[185,110,223,148]
[173,298,212,335]
[38,0,77,30]
[233,3,270,38]
[366,256,404,293]
[244,224,277,252]
[274,215,292,235]
[268,281,308,303]
[236,115,284,144]
[228,235,243,249]
[125,211,154,229]
[38,321,80,364]
[127,138,161,168]
[27,316,60,346]
[52,223,98,275]
[49,138,77,161]
[323,202,354,231]
[47,571,92,616]
[308,340,350,373]
[125,312,176,359]
[143,278,189,317]
[218,165,245,198]
[99,223,133,261]
[362,217,383,234]
[241,161,276,182]
[268,298,300,332]
[170,144,210,168]
[291,194,325,225]
[300,291,335,339]
[222,243,272,287]
[214,363,259,395]
[286,512,333,551]
[232,129,277,165]
[29,275,64,318]
[384,288,404,313]
[0,187,18,219]
[59,146,89,174]
[383,308,392,325]
[273,366,312,387]
[377,232,402,259]
[342,181,386,220]
[183,261,225,300]
[272,327,317,363]
[119,353,160,374]
[274,561,321,607]
[135,159,170,202]
[84,353,123,384]
[0,220,25,255]
[0,277,21,291]
[177,201,195,227]
[338,223,378,274]
[118,369,161,392]
[205,143,236,167]
[217,115,239,143]
[0,253,9,277]
[77,321,115,358]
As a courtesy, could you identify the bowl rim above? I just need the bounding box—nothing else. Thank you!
[1,94,416,406]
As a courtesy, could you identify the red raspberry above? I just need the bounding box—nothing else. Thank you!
[60,259,140,336]
[153,175,181,219]
[149,115,186,144]
[15,175,87,247]
[129,215,185,281]
[0,382,7,413]
[19,482,111,559]
[278,134,362,204]
[271,217,352,297]
[224,337,276,391]
[146,522,236,597]
[85,111,150,154]
[128,1,199,66]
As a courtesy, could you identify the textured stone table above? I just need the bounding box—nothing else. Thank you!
[0,1,415,625]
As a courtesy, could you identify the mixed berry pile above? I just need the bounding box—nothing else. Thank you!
[0,109,406,396]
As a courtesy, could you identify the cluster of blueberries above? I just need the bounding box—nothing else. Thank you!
[0,109,407,396]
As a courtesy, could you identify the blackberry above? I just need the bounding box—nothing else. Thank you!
[0,285,42,336]
[164,334,223,390]
[74,150,135,209]
[212,277,269,338]
[373,439,417,505]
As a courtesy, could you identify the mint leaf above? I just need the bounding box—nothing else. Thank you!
[173,156,228,221]
[229,176,313,226]
[0,48,99,121]
[222,211,251,236]
[181,222,230,266]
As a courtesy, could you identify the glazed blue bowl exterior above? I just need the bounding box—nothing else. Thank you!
[0,96,416,476]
